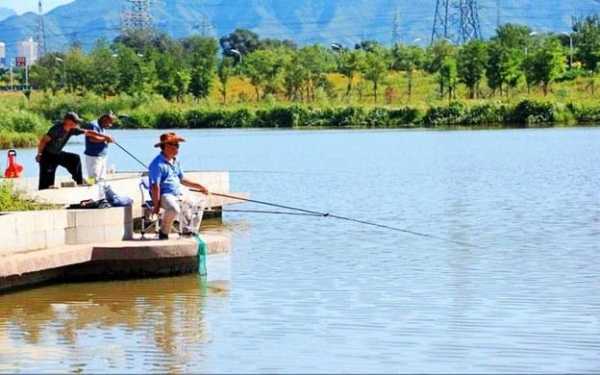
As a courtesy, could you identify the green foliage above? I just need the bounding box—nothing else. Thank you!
[438,56,458,100]
[335,49,366,98]
[219,28,260,56]
[392,44,426,99]
[0,181,55,212]
[362,46,391,103]
[523,37,566,95]
[493,24,532,50]
[486,41,524,95]
[573,15,600,72]
[217,57,235,104]
[509,100,555,125]
[457,40,488,99]
[89,39,120,98]
[423,101,466,127]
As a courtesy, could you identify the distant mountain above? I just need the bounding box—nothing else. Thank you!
[0,7,16,22]
[0,0,599,59]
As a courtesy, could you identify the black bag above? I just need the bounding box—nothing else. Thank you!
[68,199,112,209]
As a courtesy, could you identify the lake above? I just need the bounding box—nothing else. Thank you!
[1,127,600,373]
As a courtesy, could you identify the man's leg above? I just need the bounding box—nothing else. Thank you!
[85,155,107,180]
[38,154,58,190]
[97,156,107,180]
[58,152,84,185]
[160,194,181,235]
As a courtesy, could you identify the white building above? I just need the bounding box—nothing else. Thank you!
[17,37,39,65]
[0,42,5,68]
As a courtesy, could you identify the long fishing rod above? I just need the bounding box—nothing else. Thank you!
[202,191,483,249]
[114,141,482,248]
[114,142,150,170]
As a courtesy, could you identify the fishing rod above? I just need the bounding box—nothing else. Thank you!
[114,142,150,170]
[201,190,483,249]
[218,209,323,217]
[113,141,482,248]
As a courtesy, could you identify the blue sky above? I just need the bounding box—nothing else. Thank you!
[1,0,74,14]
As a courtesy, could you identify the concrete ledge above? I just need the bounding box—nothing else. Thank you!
[0,232,230,294]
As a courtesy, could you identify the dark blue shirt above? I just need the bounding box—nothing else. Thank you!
[148,153,185,196]
[44,123,85,155]
[84,121,108,157]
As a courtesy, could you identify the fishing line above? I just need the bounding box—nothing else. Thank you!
[114,141,483,248]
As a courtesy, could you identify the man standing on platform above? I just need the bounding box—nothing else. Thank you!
[85,111,117,181]
[36,112,113,190]
[149,132,209,240]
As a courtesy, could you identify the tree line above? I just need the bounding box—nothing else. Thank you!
[2,15,600,104]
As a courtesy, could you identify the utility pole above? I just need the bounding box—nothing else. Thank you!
[392,9,401,46]
[9,63,14,91]
[37,0,47,56]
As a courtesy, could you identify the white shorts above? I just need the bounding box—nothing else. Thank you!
[85,155,107,180]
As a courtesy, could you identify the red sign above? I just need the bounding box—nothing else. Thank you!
[15,56,26,67]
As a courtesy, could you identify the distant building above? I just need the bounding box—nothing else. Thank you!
[17,37,39,65]
[0,42,5,68]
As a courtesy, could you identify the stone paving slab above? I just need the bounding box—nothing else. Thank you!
[0,231,230,280]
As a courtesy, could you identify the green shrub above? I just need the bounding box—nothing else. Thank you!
[422,102,466,127]
[155,110,186,129]
[0,181,54,212]
[463,103,508,127]
[509,100,555,126]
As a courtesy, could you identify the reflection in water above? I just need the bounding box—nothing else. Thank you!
[0,276,229,373]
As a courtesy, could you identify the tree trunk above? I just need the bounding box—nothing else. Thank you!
[346,77,353,98]
[543,82,549,96]
[407,71,412,101]
[373,81,378,103]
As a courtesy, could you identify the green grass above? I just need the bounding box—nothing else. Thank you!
[0,181,56,212]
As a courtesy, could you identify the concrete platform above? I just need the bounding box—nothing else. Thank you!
[0,170,244,294]
[0,230,230,293]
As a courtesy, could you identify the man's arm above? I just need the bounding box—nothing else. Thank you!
[182,177,209,194]
[83,129,114,143]
[35,135,51,163]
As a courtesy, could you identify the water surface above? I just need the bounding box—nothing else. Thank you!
[2,128,600,373]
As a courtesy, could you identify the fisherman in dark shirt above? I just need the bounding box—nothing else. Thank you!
[36,112,113,190]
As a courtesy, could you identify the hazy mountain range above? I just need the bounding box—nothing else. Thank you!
[0,0,599,59]
[0,7,16,22]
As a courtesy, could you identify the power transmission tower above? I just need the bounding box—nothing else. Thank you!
[121,0,154,33]
[431,0,451,43]
[37,0,47,56]
[431,0,481,44]
[457,0,482,43]
[392,9,401,46]
[198,13,213,37]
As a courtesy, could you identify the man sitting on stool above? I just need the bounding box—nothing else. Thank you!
[36,112,113,190]
[149,132,209,240]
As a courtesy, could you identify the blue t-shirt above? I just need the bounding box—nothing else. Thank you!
[84,121,108,157]
[148,153,185,196]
